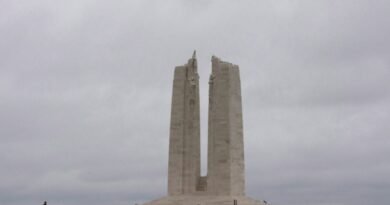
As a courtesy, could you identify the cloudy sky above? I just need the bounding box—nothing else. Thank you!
[1,1,390,205]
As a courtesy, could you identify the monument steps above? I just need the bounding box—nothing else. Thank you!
[144,196,267,205]
[196,176,208,191]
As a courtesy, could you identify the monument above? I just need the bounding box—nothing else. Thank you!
[144,52,267,205]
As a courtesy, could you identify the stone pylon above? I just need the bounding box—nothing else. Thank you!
[168,51,201,195]
[207,56,245,196]
[144,52,267,205]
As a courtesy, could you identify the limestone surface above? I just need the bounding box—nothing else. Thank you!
[168,51,200,195]
[144,52,267,205]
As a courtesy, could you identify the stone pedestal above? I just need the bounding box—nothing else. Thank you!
[144,196,266,205]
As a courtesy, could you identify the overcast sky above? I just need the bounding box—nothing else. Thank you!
[1,1,390,205]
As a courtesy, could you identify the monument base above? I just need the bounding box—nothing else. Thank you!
[143,195,267,205]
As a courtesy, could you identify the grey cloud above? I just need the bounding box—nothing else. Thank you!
[1,1,390,205]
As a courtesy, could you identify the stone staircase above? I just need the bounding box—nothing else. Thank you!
[197,176,208,191]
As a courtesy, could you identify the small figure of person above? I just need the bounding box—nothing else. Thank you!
[43,201,47,205]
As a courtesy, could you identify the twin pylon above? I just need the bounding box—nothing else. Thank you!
[168,52,245,196]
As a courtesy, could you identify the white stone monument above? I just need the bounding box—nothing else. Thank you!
[144,52,267,205]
